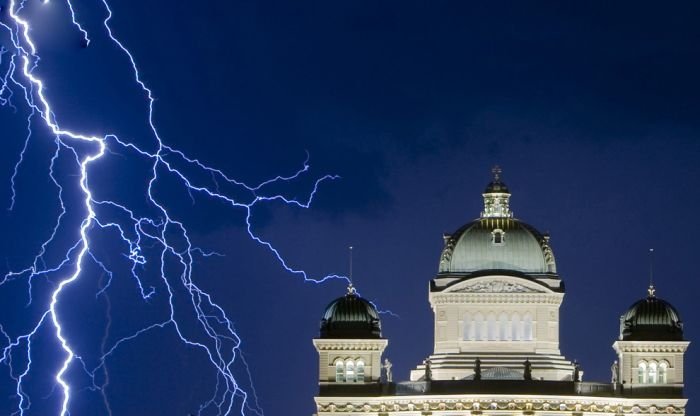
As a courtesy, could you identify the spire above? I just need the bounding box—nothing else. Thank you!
[648,248,656,298]
[648,248,654,286]
[492,165,502,182]
[481,165,513,218]
[347,246,356,296]
[348,246,354,284]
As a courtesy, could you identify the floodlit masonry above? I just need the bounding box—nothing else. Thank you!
[312,167,689,416]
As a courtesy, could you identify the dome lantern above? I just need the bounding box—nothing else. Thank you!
[481,166,513,219]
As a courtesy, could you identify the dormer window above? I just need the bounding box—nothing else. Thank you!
[492,229,505,246]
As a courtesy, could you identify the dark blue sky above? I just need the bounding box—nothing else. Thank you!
[1,1,699,415]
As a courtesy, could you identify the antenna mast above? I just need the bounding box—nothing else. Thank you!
[648,248,656,297]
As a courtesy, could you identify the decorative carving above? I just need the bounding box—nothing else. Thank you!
[541,234,557,273]
[440,235,456,268]
[382,358,393,382]
[316,394,686,414]
[432,293,561,305]
[615,343,688,353]
[523,359,532,380]
[424,359,432,381]
[452,280,542,293]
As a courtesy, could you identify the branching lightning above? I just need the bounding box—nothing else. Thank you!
[0,1,382,415]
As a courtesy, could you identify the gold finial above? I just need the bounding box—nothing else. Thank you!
[648,284,656,298]
[492,165,502,182]
[347,282,357,296]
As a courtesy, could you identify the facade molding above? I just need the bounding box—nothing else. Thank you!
[431,292,563,305]
[613,341,690,354]
[449,280,544,294]
[313,339,389,352]
[316,393,688,414]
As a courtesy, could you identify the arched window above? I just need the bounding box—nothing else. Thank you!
[499,312,509,340]
[492,229,505,245]
[511,312,521,341]
[356,360,365,382]
[648,362,658,384]
[463,313,472,341]
[637,362,647,384]
[487,313,497,340]
[523,313,533,341]
[335,360,345,382]
[659,362,668,384]
[474,313,484,341]
[345,360,355,383]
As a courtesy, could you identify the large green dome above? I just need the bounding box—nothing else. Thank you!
[438,168,557,276]
[439,218,555,274]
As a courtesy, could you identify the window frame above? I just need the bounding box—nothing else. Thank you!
[637,361,648,384]
[335,359,345,382]
[345,359,356,383]
[491,228,506,246]
[356,359,365,382]
[658,361,668,384]
[648,361,658,384]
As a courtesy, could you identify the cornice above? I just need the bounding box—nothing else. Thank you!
[430,292,563,305]
[313,339,388,351]
[315,394,687,414]
[613,341,690,353]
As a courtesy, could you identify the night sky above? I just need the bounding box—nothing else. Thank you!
[1,1,699,415]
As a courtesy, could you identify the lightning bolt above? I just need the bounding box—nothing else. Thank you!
[0,1,379,415]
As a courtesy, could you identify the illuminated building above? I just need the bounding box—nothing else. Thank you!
[312,168,689,416]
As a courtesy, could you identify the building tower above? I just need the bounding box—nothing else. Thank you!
[313,285,388,390]
[613,285,690,394]
[410,167,575,381]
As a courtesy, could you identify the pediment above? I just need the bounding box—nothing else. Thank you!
[446,278,547,294]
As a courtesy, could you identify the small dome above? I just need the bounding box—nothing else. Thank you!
[320,286,382,339]
[484,165,509,194]
[484,179,509,194]
[620,286,684,341]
